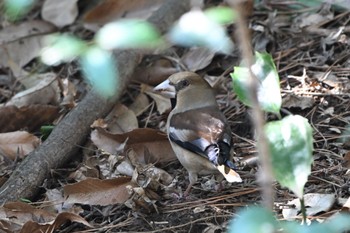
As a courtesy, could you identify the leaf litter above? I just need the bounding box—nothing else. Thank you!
[1,0,350,232]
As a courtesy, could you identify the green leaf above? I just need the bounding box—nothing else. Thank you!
[228,206,278,233]
[20,198,32,203]
[41,34,87,66]
[204,6,236,25]
[326,214,350,232]
[282,214,350,233]
[169,10,234,54]
[4,0,35,21]
[231,51,282,114]
[264,115,313,198]
[80,46,118,98]
[96,19,162,50]
[231,67,252,106]
[40,125,54,140]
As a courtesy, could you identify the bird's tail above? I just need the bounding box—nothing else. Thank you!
[217,163,242,183]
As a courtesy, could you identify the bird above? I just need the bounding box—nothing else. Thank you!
[154,71,242,196]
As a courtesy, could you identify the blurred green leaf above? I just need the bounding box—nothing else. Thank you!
[282,214,350,233]
[80,46,118,98]
[228,206,350,233]
[41,34,87,66]
[20,198,32,203]
[40,125,54,140]
[228,206,278,233]
[264,115,313,198]
[231,52,282,114]
[231,66,252,106]
[169,10,234,54]
[205,6,236,25]
[326,214,350,232]
[96,19,162,50]
[4,0,35,20]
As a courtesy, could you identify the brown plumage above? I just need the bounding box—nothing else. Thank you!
[155,71,242,196]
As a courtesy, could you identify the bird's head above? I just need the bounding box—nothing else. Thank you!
[154,71,212,98]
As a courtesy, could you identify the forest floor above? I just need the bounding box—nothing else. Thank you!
[1,1,350,232]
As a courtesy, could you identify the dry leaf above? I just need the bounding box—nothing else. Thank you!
[0,20,56,45]
[298,12,333,28]
[282,94,315,109]
[44,188,66,213]
[0,202,56,226]
[342,196,350,211]
[0,35,45,69]
[84,0,163,25]
[181,47,216,72]
[41,0,79,27]
[0,218,22,233]
[20,212,92,233]
[60,78,77,109]
[142,84,171,114]
[129,93,150,116]
[6,73,61,107]
[132,59,177,85]
[104,103,138,134]
[0,131,40,160]
[343,151,350,169]
[64,177,134,206]
[0,105,59,133]
[127,149,173,187]
[282,193,336,220]
[91,128,176,165]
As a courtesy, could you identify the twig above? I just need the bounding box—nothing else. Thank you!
[230,0,275,209]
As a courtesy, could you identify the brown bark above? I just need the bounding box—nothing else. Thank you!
[0,0,189,204]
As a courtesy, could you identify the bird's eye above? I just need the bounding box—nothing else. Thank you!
[180,79,189,88]
[175,79,190,91]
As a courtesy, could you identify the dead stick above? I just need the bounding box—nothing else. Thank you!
[0,0,189,204]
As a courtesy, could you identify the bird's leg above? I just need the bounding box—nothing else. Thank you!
[215,174,224,192]
[184,172,198,197]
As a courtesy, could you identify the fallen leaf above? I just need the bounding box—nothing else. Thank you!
[41,0,79,27]
[343,151,350,169]
[181,47,216,71]
[282,94,315,109]
[342,196,350,211]
[282,193,336,220]
[0,20,56,45]
[64,177,133,206]
[44,188,66,213]
[127,149,173,187]
[6,73,61,107]
[0,131,40,160]
[129,93,150,116]
[132,58,177,85]
[103,103,138,134]
[83,0,163,25]
[91,128,176,165]
[20,212,92,233]
[0,219,22,233]
[142,84,171,114]
[0,202,56,226]
[0,105,59,133]
[298,12,333,28]
[0,35,46,69]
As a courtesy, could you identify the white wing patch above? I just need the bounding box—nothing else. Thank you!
[217,165,242,183]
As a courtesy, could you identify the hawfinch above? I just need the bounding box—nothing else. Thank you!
[154,71,242,196]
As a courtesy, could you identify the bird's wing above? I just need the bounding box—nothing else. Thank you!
[168,106,232,166]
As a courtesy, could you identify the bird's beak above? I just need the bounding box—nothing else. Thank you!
[153,79,176,98]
